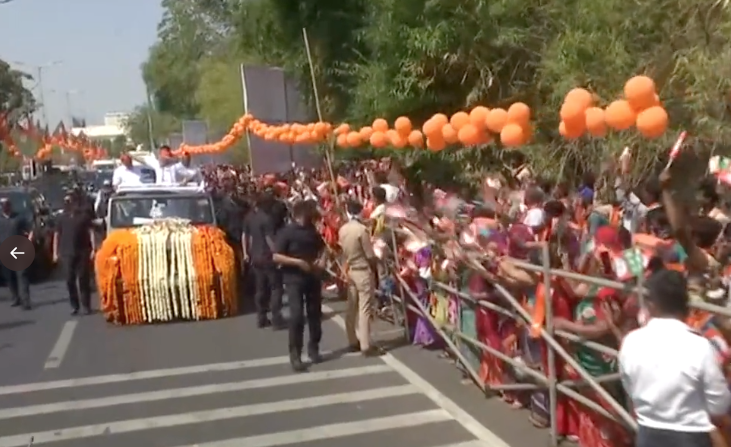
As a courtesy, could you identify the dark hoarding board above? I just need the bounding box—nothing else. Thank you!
[240,64,321,174]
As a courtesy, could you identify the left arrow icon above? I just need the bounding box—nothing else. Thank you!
[10,247,24,259]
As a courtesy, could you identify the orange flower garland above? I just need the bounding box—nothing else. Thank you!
[95,223,237,325]
[192,226,238,318]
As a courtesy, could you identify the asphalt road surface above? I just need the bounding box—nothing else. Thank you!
[0,280,549,447]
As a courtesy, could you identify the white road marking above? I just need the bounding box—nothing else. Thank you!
[0,351,356,395]
[0,365,391,419]
[43,320,78,369]
[177,409,452,447]
[442,441,493,447]
[323,304,511,447]
[0,385,418,447]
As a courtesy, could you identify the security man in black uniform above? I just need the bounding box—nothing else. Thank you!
[53,193,95,315]
[0,198,32,309]
[242,192,285,329]
[272,200,325,372]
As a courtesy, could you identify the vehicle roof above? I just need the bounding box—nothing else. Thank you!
[111,190,211,200]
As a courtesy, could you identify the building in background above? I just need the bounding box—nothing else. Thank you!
[70,112,130,142]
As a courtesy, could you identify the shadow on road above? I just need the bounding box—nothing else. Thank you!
[0,320,34,331]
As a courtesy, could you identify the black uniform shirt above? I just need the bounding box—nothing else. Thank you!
[56,212,93,257]
[269,200,289,233]
[243,209,276,266]
[274,221,324,279]
[0,212,31,243]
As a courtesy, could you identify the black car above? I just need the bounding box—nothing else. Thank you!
[0,187,55,282]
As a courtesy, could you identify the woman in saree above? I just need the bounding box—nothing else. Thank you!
[552,226,631,447]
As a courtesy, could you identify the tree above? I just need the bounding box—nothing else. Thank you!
[123,105,181,149]
[137,0,731,185]
[0,58,35,125]
[195,57,244,132]
[142,0,237,118]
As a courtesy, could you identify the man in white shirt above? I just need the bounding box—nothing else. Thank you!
[373,171,400,203]
[521,187,546,230]
[132,146,179,184]
[619,269,731,447]
[173,152,203,186]
[111,154,143,189]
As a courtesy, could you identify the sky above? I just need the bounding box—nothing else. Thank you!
[0,0,163,127]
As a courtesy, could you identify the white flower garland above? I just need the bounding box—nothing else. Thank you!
[133,219,201,322]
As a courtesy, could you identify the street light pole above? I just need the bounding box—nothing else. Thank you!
[65,89,82,126]
[13,60,63,125]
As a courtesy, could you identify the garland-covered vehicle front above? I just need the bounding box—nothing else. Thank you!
[95,185,238,325]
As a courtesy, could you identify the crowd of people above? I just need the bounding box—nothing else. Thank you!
[197,152,731,447]
[3,143,731,447]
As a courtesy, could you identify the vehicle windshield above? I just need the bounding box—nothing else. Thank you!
[0,191,31,215]
[109,195,214,228]
[92,171,113,189]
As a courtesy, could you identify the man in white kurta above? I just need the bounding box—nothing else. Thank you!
[111,154,144,189]
[172,152,203,186]
[132,146,179,184]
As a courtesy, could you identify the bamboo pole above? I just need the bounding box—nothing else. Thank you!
[301,28,340,208]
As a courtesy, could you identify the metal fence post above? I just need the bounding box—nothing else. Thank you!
[390,227,411,343]
[542,244,558,447]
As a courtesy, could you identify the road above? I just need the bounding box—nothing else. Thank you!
[0,280,549,447]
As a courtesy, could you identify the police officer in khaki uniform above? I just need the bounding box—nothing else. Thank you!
[339,200,381,356]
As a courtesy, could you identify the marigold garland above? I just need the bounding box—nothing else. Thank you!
[95,220,237,325]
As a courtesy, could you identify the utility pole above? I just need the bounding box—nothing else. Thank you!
[13,60,62,125]
[65,89,82,126]
[145,82,156,150]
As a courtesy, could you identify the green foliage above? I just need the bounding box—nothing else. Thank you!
[0,59,35,125]
[123,105,181,149]
[196,57,244,131]
[136,0,731,186]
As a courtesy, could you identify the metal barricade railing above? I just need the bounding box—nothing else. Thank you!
[337,226,731,447]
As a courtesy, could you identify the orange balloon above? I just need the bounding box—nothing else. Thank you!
[450,112,470,131]
[475,129,492,145]
[387,129,406,148]
[485,108,508,133]
[500,123,525,147]
[336,134,349,147]
[430,113,449,128]
[604,100,636,131]
[624,76,656,111]
[427,135,446,152]
[458,124,480,146]
[407,130,424,147]
[359,126,374,139]
[314,122,328,135]
[559,121,584,139]
[335,124,350,135]
[372,118,389,132]
[441,124,459,144]
[394,116,412,135]
[422,119,441,137]
[635,106,668,139]
[507,102,531,126]
[560,101,586,127]
[584,107,607,137]
[370,131,388,148]
[346,131,362,147]
[564,88,594,109]
[469,106,489,129]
